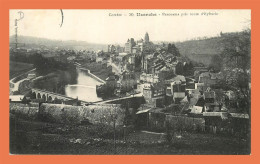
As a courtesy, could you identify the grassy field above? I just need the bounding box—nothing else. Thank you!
[10,115,250,155]
[10,61,34,79]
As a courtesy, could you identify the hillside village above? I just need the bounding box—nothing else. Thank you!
[9,31,251,154]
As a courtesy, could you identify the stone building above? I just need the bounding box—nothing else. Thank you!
[143,82,165,107]
[145,32,150,43]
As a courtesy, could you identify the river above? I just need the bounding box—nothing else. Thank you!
[65,69,103,102]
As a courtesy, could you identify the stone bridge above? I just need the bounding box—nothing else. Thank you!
[31,88,89,105]
[31,88,144,108]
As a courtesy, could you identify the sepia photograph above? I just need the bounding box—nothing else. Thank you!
[9,9,251,155]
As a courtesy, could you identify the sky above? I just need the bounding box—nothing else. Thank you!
[9,9,251,44]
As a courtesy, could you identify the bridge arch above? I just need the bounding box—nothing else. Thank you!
[48,96,53,102]
[37,93,41,99]
[42,94,46,102]
[31,92,36,99]
[31,88,89,104]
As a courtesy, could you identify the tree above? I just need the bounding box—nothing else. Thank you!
[220,30,251,114]
[175,62,184,75]
[167,43,181,57]
[209,54,223,72]
[183,62,194,76]
[134,54,142,72]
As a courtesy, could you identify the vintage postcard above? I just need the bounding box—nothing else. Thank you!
[9,9,251,155]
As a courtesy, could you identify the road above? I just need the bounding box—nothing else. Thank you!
[94,92,143,104]
[9,68,36,94]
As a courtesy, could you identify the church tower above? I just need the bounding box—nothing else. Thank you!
[144,32,149,43]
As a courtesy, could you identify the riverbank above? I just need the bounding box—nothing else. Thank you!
[77,67,105,84]
[65,69,103,102]
[81,62,113,81]
[9,68,36,95]
[32,70,77,95]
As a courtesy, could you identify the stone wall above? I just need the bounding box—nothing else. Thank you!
[39,103,125,126]
[9,103,39,120]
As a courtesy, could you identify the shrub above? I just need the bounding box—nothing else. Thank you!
[165,121,174,144]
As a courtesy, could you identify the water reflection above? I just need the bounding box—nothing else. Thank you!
[65,69,103,102]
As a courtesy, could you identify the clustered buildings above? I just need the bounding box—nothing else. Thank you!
[10,32,250,136]
[10,32,242,117]
[97,33,236,116]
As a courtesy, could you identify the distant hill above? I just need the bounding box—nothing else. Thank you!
[9,35,108,51]
[175,37,223,66]
[175,31,249,66]
[10,31,249,66]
